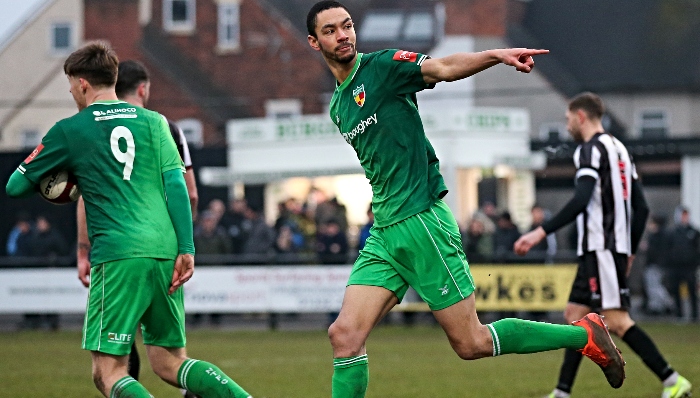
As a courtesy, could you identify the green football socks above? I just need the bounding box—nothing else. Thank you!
[332,355,369,398]
[110,376,151,398]
[178,359,251,398]
[487,318,588,356]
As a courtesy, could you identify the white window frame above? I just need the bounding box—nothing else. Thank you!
[177,118,203,148]
[636,108,669,138]
[50,22,75,55]
[217,2,241,52]
[163,0,196,34]
[265,99,302,119]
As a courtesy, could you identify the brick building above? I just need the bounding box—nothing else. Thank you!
[84,0,332,146]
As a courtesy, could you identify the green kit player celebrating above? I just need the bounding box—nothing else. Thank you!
[306,2,626,396]
[5,42,251,398]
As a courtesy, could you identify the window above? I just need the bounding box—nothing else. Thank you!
[218,3,240,51]
[51,23,73,53]
[359,10,437,42]
[21,130,41,149]
[163,0,196,33]
[265,99,302,119]
[177,118,203,148]
[359,12,403,41]
[403,12,434,41]
[637,109,668,139]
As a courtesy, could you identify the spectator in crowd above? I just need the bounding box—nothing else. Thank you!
[31,215,69,257]
[274,223,304,257]
[358,205,373,251]
[299,202,318,253]
[311,188,349,234]
[479,200,500,228]
[274,224,295,254]
[275,200,290,232]
[309,188,330,222]
[242,204,276,261]
[642,215,674,315]
[526,204,557,263]
[6,212,32,256]
[664,206,699,321]
[207,199,227,225]
[316,219,349,264]
[194,210,232,255]
[470,203,498,235]
[462,218,493,263]
[220,198,250,254]
[493,211,521,263]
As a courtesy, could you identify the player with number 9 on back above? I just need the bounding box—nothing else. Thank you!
[5,42,252,398]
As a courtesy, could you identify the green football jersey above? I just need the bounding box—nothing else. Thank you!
[17,100,184,264]
[329,50,447,228]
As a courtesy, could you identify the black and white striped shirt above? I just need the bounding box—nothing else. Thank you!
[574,132,637,256]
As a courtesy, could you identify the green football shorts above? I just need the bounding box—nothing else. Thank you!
[350,199,475,310]
[82,257,186,356]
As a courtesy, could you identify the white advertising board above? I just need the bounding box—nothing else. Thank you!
[0,267,351,314]
[182,266,350,312]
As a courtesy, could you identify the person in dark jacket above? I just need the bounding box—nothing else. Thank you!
[316,219,349,264]
[242,204,276,262]
[194,211,232,255]
[31,216,68,257]
[664,206,699,321]
[493,212,520,263]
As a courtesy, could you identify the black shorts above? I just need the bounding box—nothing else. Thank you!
[569,250,630,311]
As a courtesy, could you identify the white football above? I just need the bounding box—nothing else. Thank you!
[39,170,81,205]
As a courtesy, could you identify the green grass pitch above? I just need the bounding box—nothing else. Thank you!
[1,323,698,397]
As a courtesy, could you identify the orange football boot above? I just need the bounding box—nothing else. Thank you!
[573,313,626,388]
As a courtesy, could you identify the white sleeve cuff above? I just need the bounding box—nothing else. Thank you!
[576,168,599,180]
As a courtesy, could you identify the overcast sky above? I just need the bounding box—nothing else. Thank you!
[0,0,45,45]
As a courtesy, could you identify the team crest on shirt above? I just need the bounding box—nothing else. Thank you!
[353,85,366,107]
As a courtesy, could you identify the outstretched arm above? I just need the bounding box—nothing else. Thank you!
[421,48,549,84]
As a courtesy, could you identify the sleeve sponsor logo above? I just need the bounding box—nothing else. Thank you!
[393,50,417,62]
[24,143,44,164]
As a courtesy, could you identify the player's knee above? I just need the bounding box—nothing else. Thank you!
[453,341,488,360]
[150,357,183,382]
[327,321,349,346]
[328,321,363,355]
[452,327,492,360]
